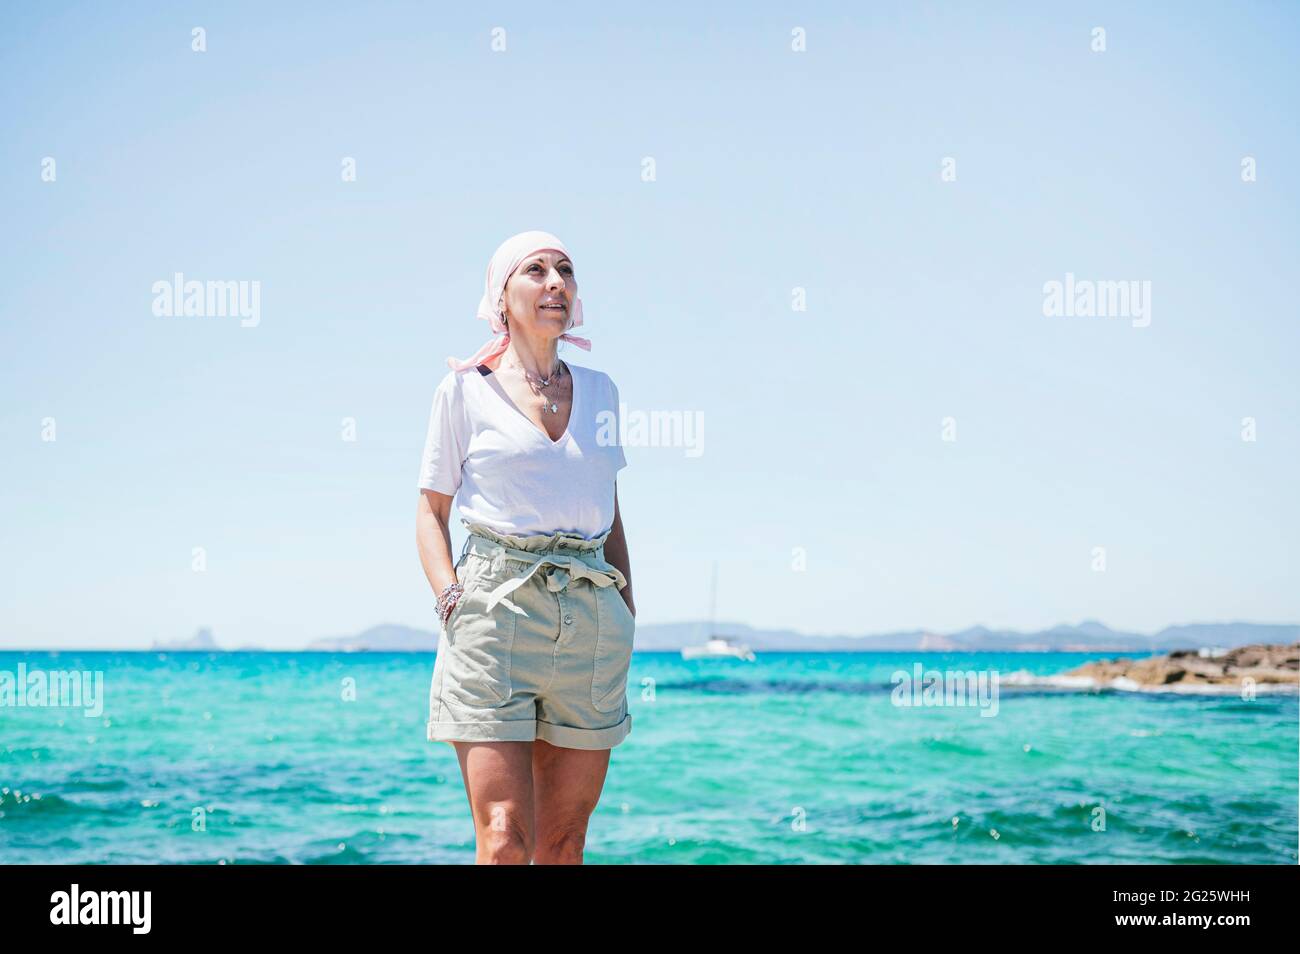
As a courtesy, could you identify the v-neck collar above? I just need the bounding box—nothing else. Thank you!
[477,360,580,448]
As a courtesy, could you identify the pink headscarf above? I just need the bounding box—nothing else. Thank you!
[446,230,591,372]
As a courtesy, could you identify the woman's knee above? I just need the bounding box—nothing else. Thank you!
[476,804,534,864]
[534,819,588,864]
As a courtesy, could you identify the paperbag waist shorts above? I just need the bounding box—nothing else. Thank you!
[426,518,635,750]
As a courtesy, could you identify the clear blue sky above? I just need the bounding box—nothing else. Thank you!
[2,1,1297,649]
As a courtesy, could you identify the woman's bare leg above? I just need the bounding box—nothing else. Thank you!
[530,738,612,865]
[452,740,535,864]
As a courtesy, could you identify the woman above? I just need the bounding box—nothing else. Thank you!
[415,230,636,865]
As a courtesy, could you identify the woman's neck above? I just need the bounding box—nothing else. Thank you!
[500,334,561,378]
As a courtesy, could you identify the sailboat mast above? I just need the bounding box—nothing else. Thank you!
[709,560,718,637]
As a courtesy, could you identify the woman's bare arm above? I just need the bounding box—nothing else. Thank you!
[603,482,635,618]
[416,489,459,597]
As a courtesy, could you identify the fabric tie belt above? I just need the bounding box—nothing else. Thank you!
[461,529,628,616]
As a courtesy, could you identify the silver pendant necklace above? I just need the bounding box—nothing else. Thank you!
[514,359,565,413]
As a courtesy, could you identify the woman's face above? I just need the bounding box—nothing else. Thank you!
[500,249,577,339]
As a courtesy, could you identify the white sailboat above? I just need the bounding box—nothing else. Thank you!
[680,561,756,661]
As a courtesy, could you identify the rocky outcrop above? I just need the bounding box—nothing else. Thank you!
[1065,642,1298,687]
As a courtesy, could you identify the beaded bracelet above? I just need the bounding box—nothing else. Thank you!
[436,582,464,624]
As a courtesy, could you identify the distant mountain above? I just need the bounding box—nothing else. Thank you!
[619,620,1297,653]
[150,627,220,651]
[136,620,1299,653]
[941,621,1144,652]
[1148,623,1300,651]
[305,623,438,653]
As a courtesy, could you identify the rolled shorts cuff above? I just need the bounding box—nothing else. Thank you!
[426,719,536,745]
[536,712,632,750]
[426,712,632,751]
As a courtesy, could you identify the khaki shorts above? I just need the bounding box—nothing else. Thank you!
[426,519,635,750]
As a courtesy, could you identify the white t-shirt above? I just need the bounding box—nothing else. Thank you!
[417,361,627,539]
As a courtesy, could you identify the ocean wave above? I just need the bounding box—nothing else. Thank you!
[0,790,101,820]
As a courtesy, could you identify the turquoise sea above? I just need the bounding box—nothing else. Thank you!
[1,650,1295,864]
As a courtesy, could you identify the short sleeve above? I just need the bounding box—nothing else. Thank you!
[417,372,469,495]
[609,376,627,472]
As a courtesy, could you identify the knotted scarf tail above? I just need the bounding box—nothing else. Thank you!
[447,333,510,372]
[447,331,590,372]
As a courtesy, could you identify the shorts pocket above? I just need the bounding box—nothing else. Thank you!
[444,571,516,709]
[592,585,636,712]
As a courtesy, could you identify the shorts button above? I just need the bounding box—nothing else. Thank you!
[563,615,574,625]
